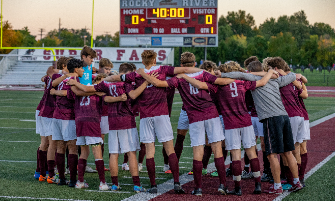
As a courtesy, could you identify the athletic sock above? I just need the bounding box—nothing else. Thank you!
[274,183,281,190]
[56,153,65,180]
[293,178,300,185]
[232,160,242,188]
[78,159,87,182]
[250,158,261,183]
[36,147,40,172]
[111,176,118,186]
[162,148,169,166]
[285,166,293,185]
[123,154,128,164]
[299,153,308,181]
[68,154,78,181]
[174,134,185,161]
[101,144,105,158]
[132,176,141,186]
[47,160,56,178]
[244,152,250,172]
[222,147,227,161]
[202,145,212,169]
[138,143,146,164]
[66,148,69,169]
[168,153,179,183]
[214,157,227,186]
[39,150,47,177]
[193,160,203,189]
[263,151,270,174]
[95,159,106,183]
[146,158,156,186]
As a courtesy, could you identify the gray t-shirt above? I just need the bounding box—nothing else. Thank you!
[221,72,296,121]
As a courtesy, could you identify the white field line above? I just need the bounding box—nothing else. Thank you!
[0,140,37,142]
[0,127,35,129]
[0,196,91,201]
[84,190,131,194]
[0,111,35,113]
[20,120,36,122]
[273,112,335,201]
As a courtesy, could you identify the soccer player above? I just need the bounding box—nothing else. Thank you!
[219,60,304,194]
[136,52,234,196]
[67,63,147,193]
[50,58,83,187]
[80,45,97,86]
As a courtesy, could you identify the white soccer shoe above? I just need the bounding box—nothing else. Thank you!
[99,182,110,191]
[163,164,170,172]
[65,168,70,175]
[122,163,129,171]
[138,163,143,172]
[75,181,89,189]
[85,166,97,173]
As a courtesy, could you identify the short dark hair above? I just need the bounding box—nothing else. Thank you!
[57,57,71,70]
[267,57,286,70]
[119,63,134,74]
[244,56,259,69]
[248,61,263,72]
[67,59,83,73]
[180,52,195,67]
[81,45,97,59]
[129,63,137,71]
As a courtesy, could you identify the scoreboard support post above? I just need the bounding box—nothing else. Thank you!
[204,47,207,61]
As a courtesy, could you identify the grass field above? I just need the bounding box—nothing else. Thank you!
[0,91,334,201]
[292,69,335,86]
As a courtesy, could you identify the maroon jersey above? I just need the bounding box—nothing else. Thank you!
[166,77,175,117]
[36,98,44,111]
[295,80,309,120]
[124,65,175,119]
[52,77,78,120]
[131,82,140,117]
[167,71,219,124]
[245,90,258,117]
[39,75,60,118]
[279,75,303,117]
[216,80,256,130]
[68,91,102,137]
[95,81,136,130]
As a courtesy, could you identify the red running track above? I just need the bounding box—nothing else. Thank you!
[151,117,335,201]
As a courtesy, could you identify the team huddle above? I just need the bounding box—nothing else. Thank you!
[34,45,310,196]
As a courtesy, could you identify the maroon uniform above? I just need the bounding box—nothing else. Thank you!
[166,77,176,117]
[39,75,60,118]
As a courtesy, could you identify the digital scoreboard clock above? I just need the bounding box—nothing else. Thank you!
[120,0,218,47]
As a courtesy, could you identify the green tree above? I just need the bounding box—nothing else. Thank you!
[225,10,256,37]
[224,35,247,64]
[0,20,21,53]
[289,10,310,47]
[310,22,335,38]
[36,36,62,47]
[268,32,299,64]
[300,35,319,66]
[16,27,37,47]
[246,35,268,64]
[316,36,335,67]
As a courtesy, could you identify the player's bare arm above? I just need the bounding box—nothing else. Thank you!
[52,73,76,87]
[173,67,202,75]
[128,81,149,100]
[50,88,67,96]
[67,77,96,92]
[178,74,208,90]
[103,74,122,82]
[255,69,276,88]
[104,94,127,103]
[70,86,99,97]
[41,75,47,82]
[299,83,308,99]
[214,77,235,85]
[136,69,168,87]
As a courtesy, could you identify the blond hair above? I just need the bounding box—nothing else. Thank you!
[218,61,243,73]
[99,58,113,69]
[141,50,157,66]
[262,57,272,72]
[180,52,196,67]
[200,60,217,71]
[93,73,108,84]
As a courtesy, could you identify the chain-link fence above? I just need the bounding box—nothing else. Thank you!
[291,65,335,86]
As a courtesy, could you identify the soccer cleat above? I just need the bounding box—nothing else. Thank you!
[191,188,202,196]
[75,181,89,189]
[110,184,121,191]
[282,183,292,191]
[288,181,304,192]
[57,178,69,186]
[34,171,40,179]
[226,168,232,177]
[218,184,228,195]
[188,170,193,175]
[68,180,77,187]
[39,175,47,182]
[174,182,185,194]
[85,166,97,173]
[103,166,109,171]
[241,170,253,179]
[165,170,172,174]
[228,187,242,196]
[202,168,208,175]
[261,173,271,182]
[134,185,146,193]
[54,167,58,174]
[47,175,59,184]
[65,168,70,175]
[253,182,262,194]
[211,170,218,177]
[300,180,305,187]
[163,164,170,172]
[138,163,143,172]
[99,182,109,191]
[122,163,129,171]
[147,186,158,194]
[265,185,283,194]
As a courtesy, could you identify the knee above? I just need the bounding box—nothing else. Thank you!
[177,129,187,136]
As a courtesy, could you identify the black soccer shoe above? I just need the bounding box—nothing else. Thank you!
[228,186,242,196]
[218,184,228,195]
[174,182,185,194]
[57,178,68,186]
[147,185,158,194]
[253,182,262,194]
[191,188,202,196]
[68,180,77,187]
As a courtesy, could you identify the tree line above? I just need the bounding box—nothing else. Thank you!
[1,10,335,67]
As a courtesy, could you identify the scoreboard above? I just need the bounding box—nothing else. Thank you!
[120,0,218,47]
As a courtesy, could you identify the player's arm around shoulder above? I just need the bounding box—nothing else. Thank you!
[299,83,308,99]
[128,81,149,100]
[178,74,208,90]
[70,86,98,97]
[104,94,127,103]
[255,69,278,88]
[67,77,96,93]
[50,88,67,96]
[136,68,168,87]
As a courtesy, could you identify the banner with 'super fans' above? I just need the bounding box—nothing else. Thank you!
[18,48,173,63]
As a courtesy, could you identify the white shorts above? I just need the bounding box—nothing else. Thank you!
[189,117,225,147]
[108,128,140,154]
[40,117,54,137]
[225,125,256,150]
[76,136,103,146]
[302,120,310,141]
[140,115,174,143]
[251,116,263,137]
[35,110,42,134]
[177,109,189,130]
[219,115,225,135]
[100,116,109,134]
[51,119,77,141]
[289,116,305,144]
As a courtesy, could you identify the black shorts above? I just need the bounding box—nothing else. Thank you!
[263,115,295,156]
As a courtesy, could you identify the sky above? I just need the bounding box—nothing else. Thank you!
[2,0,335,40]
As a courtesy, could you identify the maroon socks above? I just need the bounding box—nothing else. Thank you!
[56,153,65,180]
[111,176,118,186]
[36,148,40,172]
[222,147,227,161]
[39,150,47,177]
[123,154,128,164]
[138,143,146,164]
[95,160,106,183]
[202,145,212,169]
[193,160,203,189]
[168,153,180,183]
[163,148,169,165]
[250,158,261,183]
[285,166,294,185]
[146,158,156,186]
[263,151,270,174]
[47,160,56,178]
[299,153,308,181]
[68,154,78,182]
[244,152,250,172]
[214,157,227,186]
[78,158,87,182]
[132,176,141,186]
[232,160,242,188]
[174,134,186,161]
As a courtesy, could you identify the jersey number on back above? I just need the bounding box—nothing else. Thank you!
[109,85,119,97]
[189,83,199,95]
[230,82,239,97]
[80,96,91,106]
